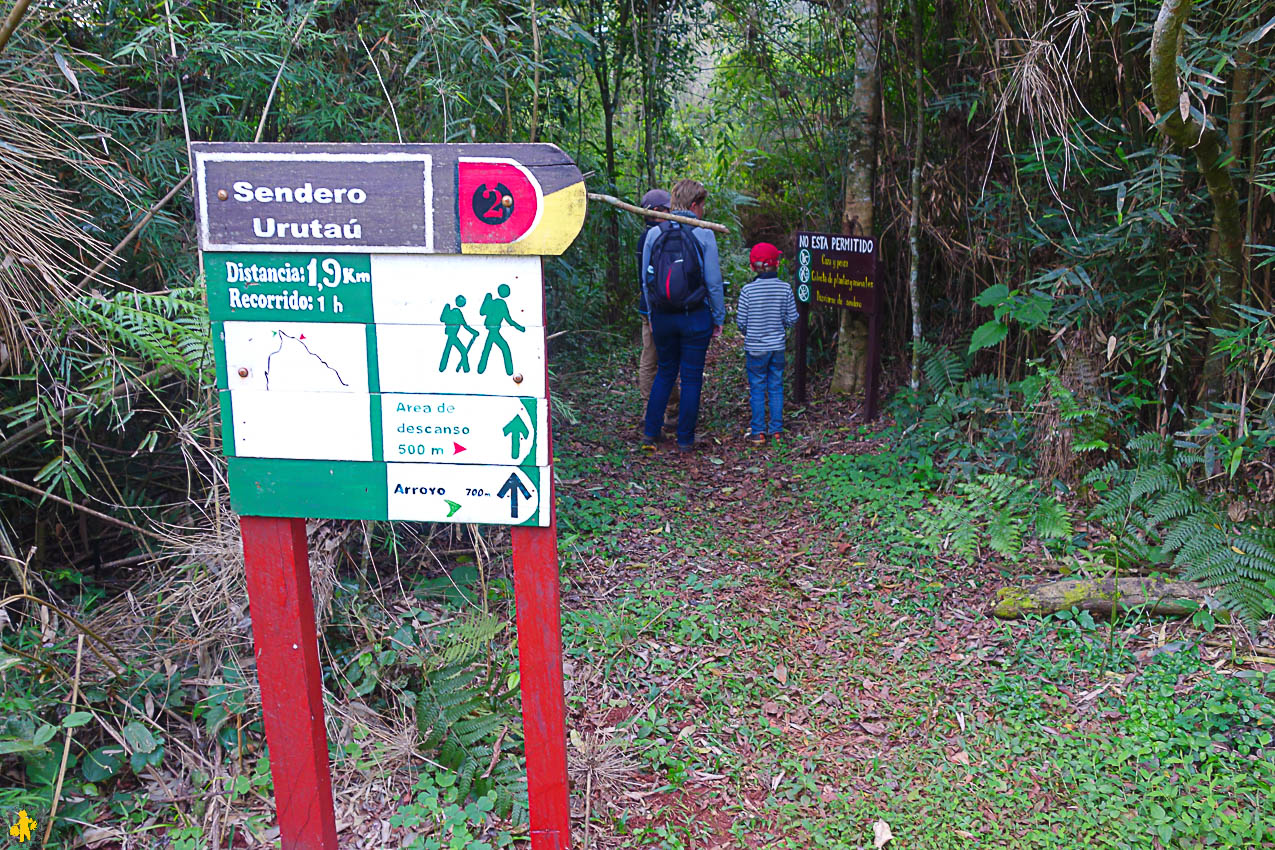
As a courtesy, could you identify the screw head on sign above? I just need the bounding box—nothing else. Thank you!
[217,189,228,201]
[237,367,249,378]
[513,373,523,384]
[501,195,513,208]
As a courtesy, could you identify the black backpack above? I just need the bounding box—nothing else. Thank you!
[645,221,707,312]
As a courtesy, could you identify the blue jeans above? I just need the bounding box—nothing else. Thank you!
[746,350,785,435]
[645,306,712,446]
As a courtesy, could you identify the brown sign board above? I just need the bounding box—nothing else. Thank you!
[795,231,878,313]
[191,142,587,256]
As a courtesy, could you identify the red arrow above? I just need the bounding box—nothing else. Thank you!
[454,442,467,454]
[299,334,306,340]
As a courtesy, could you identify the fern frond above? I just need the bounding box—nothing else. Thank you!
[921,343,966,392]
[434,613,506,666]
[1034,498,1072,540]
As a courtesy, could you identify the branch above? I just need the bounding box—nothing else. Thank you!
[79,173,193,291]
[255,4,317,143]
[586,193,730,233]
[1149,0,1206,149]
[0,0,33,55]
[0,471,169,543]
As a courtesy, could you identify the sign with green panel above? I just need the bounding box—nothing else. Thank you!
[194,143,581,850]
[229,458,545,526]
[204,245,552,527]
[205,253,375,322]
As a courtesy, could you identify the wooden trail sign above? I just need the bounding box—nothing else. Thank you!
[194,142,584,850]
[195,143,586,254]
[793,230,882,419]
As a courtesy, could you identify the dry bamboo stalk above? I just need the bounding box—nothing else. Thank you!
[0,471,168,543]
[586,192,729,233]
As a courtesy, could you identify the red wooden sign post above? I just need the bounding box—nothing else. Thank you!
[511,304,570,847]
[239,462,570,850]
[511,526,570,848]
[240,516,339,850]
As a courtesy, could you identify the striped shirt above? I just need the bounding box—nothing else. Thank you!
[737,273,799,353]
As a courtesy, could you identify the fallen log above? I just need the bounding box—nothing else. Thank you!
[992,577,1212,619]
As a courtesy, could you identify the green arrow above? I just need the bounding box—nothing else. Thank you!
[502,414,531,459]
[445,499,462,517]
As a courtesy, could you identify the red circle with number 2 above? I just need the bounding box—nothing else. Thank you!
[458,160,540,244]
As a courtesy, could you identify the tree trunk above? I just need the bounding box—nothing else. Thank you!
[602,100,622,324]
[592,37,623,326]
[908,0,924,391]
[831,0,882,396]
[1149,0,1245,404]
[635,0,661,187]
[992,578,1212,618]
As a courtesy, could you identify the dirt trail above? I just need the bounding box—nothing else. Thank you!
[550,335,1007,848]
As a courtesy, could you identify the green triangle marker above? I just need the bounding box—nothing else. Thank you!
[445,499,462,517]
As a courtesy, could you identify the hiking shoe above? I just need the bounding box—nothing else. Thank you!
[676,442,696,454]
[639,435,659,451]
[746,433,766,446]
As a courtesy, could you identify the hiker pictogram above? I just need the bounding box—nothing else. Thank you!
[439,294,478,373]
[478,284,526,376]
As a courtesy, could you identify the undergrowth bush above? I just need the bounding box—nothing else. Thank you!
[1087,435,1275,623]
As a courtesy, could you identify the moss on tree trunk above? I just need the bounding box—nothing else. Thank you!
[992,577,1212,618]
[1149,0,1245,402]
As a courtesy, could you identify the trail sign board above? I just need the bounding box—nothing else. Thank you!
[795,231,877,313]
[195,144,587,254]
[228,458,547,526]
[194,142,582,850]
[793,230,882,420]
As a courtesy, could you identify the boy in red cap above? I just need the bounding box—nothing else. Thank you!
[736,242,798,443]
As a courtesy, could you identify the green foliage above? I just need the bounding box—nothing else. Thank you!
[920,473,1072,562]
[1087,437,1275,623]
[414,613,525,821]
[898,342,1039,480]
[1029,364,1113,453]
[803,440,931,554]
[63,289,210,381]
[388,770,511,850]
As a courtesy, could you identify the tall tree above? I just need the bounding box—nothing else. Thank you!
[831,0,882,396]
[576,0,633,323]
[1149,0,1245,401]
[908,0,925,390]
[631,0,690,187]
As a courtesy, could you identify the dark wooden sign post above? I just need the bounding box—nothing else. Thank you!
[794,231,881,419]
[193,143,587,850]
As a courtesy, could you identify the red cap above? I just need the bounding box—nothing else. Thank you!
[749,242,782,266]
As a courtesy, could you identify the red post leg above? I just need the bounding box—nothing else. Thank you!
[511,522,570,849]
[240,516,338,850]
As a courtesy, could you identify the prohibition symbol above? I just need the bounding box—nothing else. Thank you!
[798,266,811,284]
[798,248,812,267]
[472,182,515,226]
[797,283,811,303]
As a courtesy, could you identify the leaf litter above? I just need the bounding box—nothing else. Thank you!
[550,338,1275,847]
